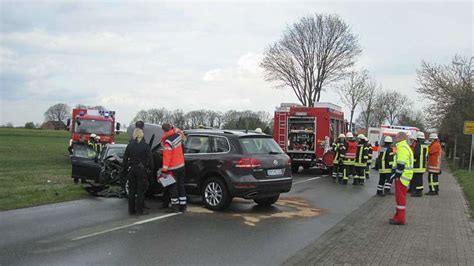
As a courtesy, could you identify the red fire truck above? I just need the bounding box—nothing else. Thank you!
[67,108,120,144]
[273,103,346,173]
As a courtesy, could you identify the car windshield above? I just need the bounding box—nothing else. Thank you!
[107,147,125,159]
[75,119,112,135]
[239,137,284,155]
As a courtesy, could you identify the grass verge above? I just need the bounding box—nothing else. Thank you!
[0,128,128,211]
[452,167,474,217]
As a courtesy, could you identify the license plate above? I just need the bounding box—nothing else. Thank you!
[267,169,284,176]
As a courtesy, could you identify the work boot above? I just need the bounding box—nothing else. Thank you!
[342,180,348,185]
[136,211,149,216]
[389,219,404,225]
[425,191,437,196]
[352,179,358,185]
[166,204,179,213]
[376,191,385,197]
[179,205,187,213]
[411,191,422,197]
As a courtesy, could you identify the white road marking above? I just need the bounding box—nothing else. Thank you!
[72,213,180,241]
[293,176,321,185]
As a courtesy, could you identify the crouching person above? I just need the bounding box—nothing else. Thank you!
[123,122,154,215]
[161,123,186,213]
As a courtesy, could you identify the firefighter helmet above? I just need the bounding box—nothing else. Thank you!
[357,134,365,140]
[429,133,438,139]
[90,134,97,138]
[384,136,393,143]
[338,133,345,139]
[346,132,354,138]
[417,132,425,139]
[255,128,263,133]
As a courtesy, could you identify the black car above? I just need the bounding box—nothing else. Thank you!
[71,129,293,211]
[71,143,127,184]
[183,129,292,210]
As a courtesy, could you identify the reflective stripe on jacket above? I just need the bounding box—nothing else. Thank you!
[378,146,395,174]
[354,143,368,167]
[343,140,357,165]
[395,140,414,187]
[428,140,441,173]
[162,130,185,171]
[413,143,429,173]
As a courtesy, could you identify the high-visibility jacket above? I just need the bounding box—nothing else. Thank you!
[162,130,185,172]
[394,140,414,187]
[354,143,368,167]
[413,142,429,173]
[428,140,441,173]
[88,142,102,154]
[332,142,345,164]
[366,143,373,164]
[342,140,357,165]
[378,145,395,174]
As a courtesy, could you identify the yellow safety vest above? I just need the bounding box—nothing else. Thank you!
[395,140,414,187]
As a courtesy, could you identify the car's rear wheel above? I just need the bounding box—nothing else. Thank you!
[254,194,280,206]
[202,177,231,211]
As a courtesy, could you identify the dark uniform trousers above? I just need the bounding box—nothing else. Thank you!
[168,167,186,206]
[412,173,424,192]
[128,165,147,214]
[378,173,391,194]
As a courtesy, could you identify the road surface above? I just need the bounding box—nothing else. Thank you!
[0,169,379,265]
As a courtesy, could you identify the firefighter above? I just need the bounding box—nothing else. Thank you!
[354,134,368,185]
[332,134,346,183]
[365,137,373,179]
[161,123,186,213]
[377,136,395,196]
[122,126,154,215]
[342,132,357,185]
[88,134,102,154]
[426,133,441,195]
[389,132,414,225]
[411,132,429,197]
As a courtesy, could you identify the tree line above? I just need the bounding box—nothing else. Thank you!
[132,108,273,134]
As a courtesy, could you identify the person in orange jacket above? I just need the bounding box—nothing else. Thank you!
[426,133,442,195]
[161,123,186,212]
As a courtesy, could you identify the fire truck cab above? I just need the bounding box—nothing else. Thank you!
[67,108,120,144]
[273,103,346,173]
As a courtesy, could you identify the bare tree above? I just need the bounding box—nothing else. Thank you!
[75,104,107,111]
[397,109,426,131]
[261,14,362,107]
[44,103,70,123]
[171,109,186,129]
[358,79,378,131]
[338,70,369,131]
[371,92,389,127]
[132,110,149,123]
[384,90,412,125]
[148,108,171,125]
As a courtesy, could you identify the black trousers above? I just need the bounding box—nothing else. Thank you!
[355,166,365,183]
[378,173,390,193]
[128,166,147,214]
[332,162,343,180]
[428,172,439,192]
[412,173,424,192]
[168,167,186,206]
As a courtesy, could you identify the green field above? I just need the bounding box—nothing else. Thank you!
[454,168,474,218]
[0,128,129,211]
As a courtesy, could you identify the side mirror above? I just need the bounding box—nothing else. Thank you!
[116,123,121,131]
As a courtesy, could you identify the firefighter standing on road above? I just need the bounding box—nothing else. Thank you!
[332,134,346,183]
[410,132,429,197]
[354,134,368,185]
[377,136,395,196]
[161,123,186,213]
[365,137,373,179]
[122,122,154,215]
[426,133,442,195]
[341,132,357,185]
[88,134,103,154]
[389,132,414,225]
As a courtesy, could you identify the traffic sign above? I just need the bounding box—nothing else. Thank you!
[464,121,474,135]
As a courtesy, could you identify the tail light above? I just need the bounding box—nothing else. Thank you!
[236,158,262,168]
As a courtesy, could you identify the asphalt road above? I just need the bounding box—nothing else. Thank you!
[0,169,379,266]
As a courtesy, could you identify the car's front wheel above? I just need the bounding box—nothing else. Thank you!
[202,177,232,211]
[254,194,280,206]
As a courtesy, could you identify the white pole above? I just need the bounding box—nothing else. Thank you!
[470,134,473,173]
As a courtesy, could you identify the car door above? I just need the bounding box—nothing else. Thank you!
[71,143,101,181]
[183,134,212,194]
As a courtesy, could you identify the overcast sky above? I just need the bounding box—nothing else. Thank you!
[0,0,472,126]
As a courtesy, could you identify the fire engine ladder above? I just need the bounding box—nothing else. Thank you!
[278,112,287,149]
